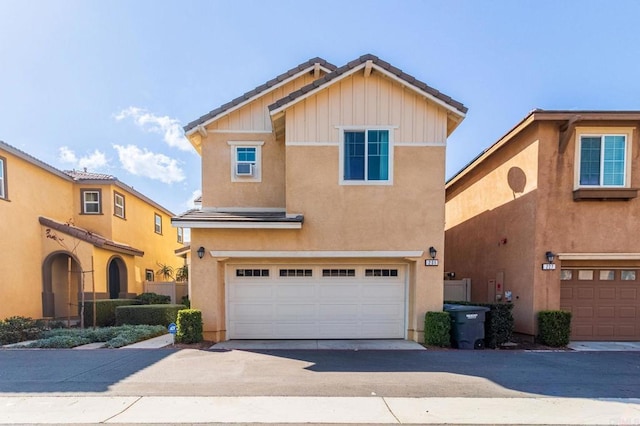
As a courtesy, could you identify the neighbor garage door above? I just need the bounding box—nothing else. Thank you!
[227,264,406,339]
[560,268,640,340]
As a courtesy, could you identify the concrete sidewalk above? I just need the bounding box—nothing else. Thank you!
[1,396,639,424]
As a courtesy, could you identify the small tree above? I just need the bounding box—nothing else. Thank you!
[175,265,188,283]
[155,262,174,281]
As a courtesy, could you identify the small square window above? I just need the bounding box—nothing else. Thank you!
[342,129,391,183]
[114,192,125,219]
[621,270,636,281]
[560,270,573,281]
[599,270,615,281]
[145,269,154,281]
[154,213,162,234]
[81,189,101,214]
[578,270,594,280]
[579,134,627,187]
[229,142,263,182]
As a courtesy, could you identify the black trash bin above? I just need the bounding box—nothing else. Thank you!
[443,304,490,349]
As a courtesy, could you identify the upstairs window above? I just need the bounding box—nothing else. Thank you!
[114,192,125,219]
[0,156,6,200]
[154,213,162,234]
[177,227,183,244]
[342,129,391,183]
[579,135,626,187]
[228,141,263,182]
[81,189,101,214]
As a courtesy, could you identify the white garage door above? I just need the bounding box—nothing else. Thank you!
[227,264,407,339]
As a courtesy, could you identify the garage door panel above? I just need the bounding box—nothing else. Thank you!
[561,269,640,341]
[228,264,406,339]
[231,285,272,300]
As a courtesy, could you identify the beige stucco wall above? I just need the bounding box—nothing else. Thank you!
[0,145,183,320]
[445,118,640,336]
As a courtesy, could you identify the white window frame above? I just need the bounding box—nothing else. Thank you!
[574,127,633,190]
[114,191,125,219]
[177,227,183,244]
[154,213,162,235]
[338,126,394,186]
[0,156,6,200]
[228,141,263,182]
[82,189,101,214]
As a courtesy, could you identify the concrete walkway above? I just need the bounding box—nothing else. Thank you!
[568,341,640,351]
[1,395,639,424]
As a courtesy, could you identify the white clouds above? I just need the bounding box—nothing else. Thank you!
[115,107,192,151]
[187,189,202,209]
[58,146,108,170]
[113,144,185,184]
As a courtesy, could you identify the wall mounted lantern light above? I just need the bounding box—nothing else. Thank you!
[197,246,205,259]
[429,246,437,259]
[545,251,555,263]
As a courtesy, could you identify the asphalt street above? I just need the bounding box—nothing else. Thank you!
[0,348,639,398]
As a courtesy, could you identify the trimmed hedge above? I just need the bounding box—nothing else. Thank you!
[115,304,186,326]
[445,301,514,348]
[135,292,170,305]
[538,310,572,347]
[0,316,44,345]
[424,311,451,347]
[83,299,140,327]
[176,309,203,344]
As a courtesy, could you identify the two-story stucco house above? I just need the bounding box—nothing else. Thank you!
[0,140,184,321]
[173,54,467,342]
[445,110,640,341]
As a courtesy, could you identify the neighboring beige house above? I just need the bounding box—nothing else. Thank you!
[445,110,640,341]
[174,54,467,342]
[0,140,184,321]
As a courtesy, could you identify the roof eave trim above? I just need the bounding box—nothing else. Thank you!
[171,220,302,229]
[208,250,424,259]
[184,64,334,136]
[269,62,466,118]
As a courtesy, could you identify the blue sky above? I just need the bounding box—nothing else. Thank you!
[1,0,639,219]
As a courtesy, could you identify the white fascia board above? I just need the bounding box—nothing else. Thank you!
[209,250,424,258]
[203,207,286,213]
[185,64,334,136]
[558,252,640,261]
[171,221,301,229]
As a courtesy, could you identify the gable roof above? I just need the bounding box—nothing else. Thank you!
[0,140,174,216]
[446,109,640,189]
[183,57,337,134]
[269,54,467,120]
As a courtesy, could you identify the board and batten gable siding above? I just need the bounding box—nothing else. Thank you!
[207,72,324,132]
[284,72,449,144]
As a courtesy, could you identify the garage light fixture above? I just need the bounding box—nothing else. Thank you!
[545,251,555,263]
[197,246,206,259]
[429,246,437,259]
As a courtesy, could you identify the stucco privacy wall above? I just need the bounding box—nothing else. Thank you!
[0,151,74,318]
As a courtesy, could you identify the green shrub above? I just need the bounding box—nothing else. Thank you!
[445,301,514,348]
[538,310,572,347]
[83,299,140,327]
[28,325,166,348]
[176,309,203,344]
[0,316,44,345]
[135,292,171,305]
[115,304,186,326]
[424,311,451,347]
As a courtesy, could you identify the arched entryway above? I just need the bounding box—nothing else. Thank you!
[107,256,128,299]
[42,251,81,318]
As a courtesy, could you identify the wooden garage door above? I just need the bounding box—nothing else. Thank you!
[560,269,640,341]
[227,264,406,339]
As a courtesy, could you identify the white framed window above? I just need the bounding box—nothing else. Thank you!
[114,191,125,219]
[575,128,633,189]
[145,269,154,281]
[81,189,101,214]
[177,227,183,244]
[154,213,162,235]
[339,127,393,185]
[228,141,263,182]
[0,156,6,200]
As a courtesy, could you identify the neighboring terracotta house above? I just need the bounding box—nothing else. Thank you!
[173,54,467,342]
[445,110,640,341]
[0,140,184,320]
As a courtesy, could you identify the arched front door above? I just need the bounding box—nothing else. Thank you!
[42,251,81,318]
[107,256,128,299]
